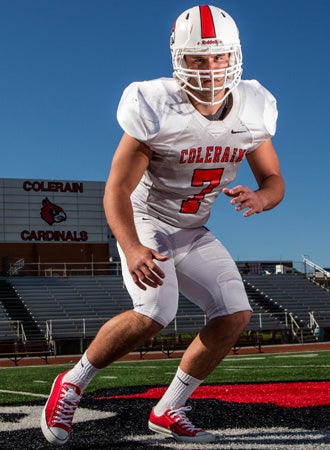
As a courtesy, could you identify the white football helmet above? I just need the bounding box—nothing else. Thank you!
[170,5,242,105]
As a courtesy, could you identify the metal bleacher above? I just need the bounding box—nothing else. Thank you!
[0,307,18,341]
[2,276,207,342]
[0,265,329,352]
[6,276,123,340]
[244,273,330,326]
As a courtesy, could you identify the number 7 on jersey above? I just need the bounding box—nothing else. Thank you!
[180,168,224,214]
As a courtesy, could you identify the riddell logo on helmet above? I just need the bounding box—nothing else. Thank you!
[201,39,218,45]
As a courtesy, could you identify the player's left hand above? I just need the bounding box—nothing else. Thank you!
[222,186,264,217]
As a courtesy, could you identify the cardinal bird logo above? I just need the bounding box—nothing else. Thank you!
[40,197,67,225]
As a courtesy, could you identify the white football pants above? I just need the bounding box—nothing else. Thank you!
[118,214,252,327]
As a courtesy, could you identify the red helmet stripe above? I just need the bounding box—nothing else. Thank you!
[199,5,216,38]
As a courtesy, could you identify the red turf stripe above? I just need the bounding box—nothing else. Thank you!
[199,5,216,38]
[94,381,330,408]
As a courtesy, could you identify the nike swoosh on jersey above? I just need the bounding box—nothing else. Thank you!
[231,129,246,134]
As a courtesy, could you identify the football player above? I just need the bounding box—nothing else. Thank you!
[41,5,284,445]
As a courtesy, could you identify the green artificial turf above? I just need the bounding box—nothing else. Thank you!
[0,350,329,404]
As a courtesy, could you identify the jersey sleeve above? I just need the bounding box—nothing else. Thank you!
[116,81,161,144]
[239,80,278,151]
[260,83,278,137]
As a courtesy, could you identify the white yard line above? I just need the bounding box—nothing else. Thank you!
[0,389,48,398]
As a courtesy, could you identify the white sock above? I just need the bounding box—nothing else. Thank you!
[153,367,203,416]
[63,351,100,391]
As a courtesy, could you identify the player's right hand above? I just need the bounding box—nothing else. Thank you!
[125,244,168,290]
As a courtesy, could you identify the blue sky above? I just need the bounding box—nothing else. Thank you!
[0,0,329,268]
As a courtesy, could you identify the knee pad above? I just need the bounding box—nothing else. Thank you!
[133,298,178,328]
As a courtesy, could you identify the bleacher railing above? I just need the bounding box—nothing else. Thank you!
[7,261,122,277]
[45,312,294,342]
[303,256,330,289]
[6,257,322,279]
[0,320,26,342]
[309,311,330,339]
[289,313,304,343]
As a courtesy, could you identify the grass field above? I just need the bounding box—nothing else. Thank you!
[1,349,330,449]
[1,349,329,403]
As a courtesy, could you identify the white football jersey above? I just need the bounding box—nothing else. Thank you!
[117,78,277,228]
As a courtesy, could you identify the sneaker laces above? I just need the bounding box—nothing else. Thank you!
[52,385,81,427]
[168,406,202,433]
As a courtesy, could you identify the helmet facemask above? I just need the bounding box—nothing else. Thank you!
[170,5,243,106]
[172,45,242,105]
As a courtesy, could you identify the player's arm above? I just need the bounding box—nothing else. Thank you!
[223,139,285,217]
[104,133,168,290]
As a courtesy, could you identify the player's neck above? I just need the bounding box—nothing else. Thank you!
[188,91,227,116]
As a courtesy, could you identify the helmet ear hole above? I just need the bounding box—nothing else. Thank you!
[170,5,242,106]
